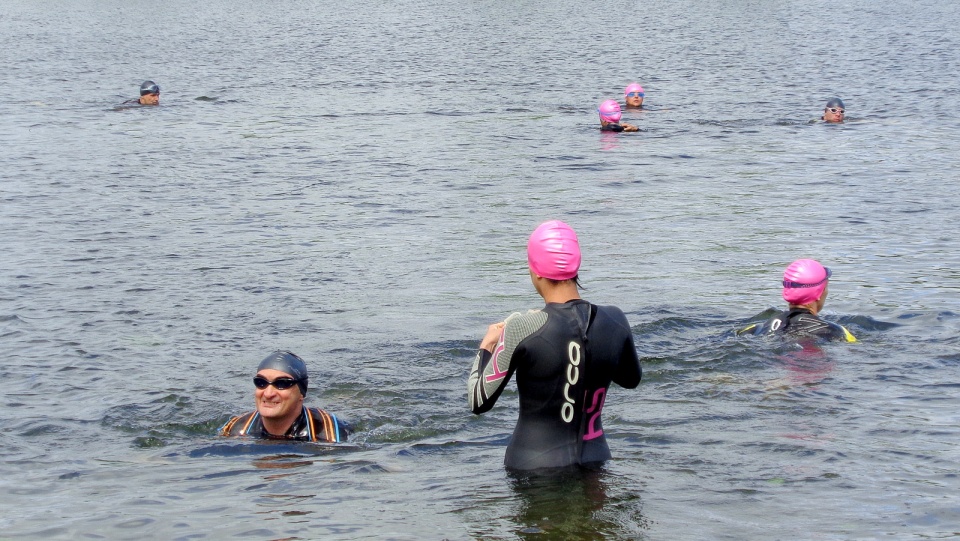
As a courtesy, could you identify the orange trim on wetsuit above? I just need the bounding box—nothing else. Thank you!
[219,407,350,442]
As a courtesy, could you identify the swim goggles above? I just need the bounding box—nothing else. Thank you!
[626,92,645,97]
[783,267,831,288]
[826,108,844,114]
[253,376,302,390]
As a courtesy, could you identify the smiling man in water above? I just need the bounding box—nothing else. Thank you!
[220,351,351,442]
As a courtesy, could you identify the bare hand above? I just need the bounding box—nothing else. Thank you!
[479,322,505,352]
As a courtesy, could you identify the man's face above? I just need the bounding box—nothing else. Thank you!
[254,368,304,422]
[140,93,159,105]
[625,92,644,108]
[823,106,844,123]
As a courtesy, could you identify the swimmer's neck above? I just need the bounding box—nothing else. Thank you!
[788,303,820,316]
[539,283,581,304]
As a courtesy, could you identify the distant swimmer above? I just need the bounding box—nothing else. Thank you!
[220,351,351,442]
[738,259,857,342]
[821,97,845,123]
[624,82,645,109]
[124,80,160,105]
[468,220,642,471]
[598,99,639,132]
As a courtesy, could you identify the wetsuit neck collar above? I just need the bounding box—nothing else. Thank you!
[787,304,819,316]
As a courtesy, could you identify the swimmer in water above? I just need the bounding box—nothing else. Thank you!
[598,99,639,132]
[468,220,643,470]
[124,80,160,105]
[821,97,845,123]
[624,83,644,109]
[220,351,352,442]
[738,259,857,342]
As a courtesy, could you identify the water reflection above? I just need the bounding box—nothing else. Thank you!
[776,343,836,388]
[599,131,622,152]
[252,454,316,471]
[507,467,648,540]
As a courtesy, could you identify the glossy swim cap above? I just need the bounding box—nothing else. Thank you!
[140,80,160,96]
[598,99,622,123]
[528,220,581,281]
[257,350,309,395]
[624,83,645,97]
[825,97,845,109]
[782,259,832,305]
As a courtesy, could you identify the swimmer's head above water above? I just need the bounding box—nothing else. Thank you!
[598,99,622,125]
[822,97,845,123]
[139,80,160,105]
[624,83,645,108]
[257,350,309,396]
[782,259,831,308]
[527,220,581,281]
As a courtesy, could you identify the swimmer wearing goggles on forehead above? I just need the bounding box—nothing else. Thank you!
[122,80,161,106]
[220,350,352,442]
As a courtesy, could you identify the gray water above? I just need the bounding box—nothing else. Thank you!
[2,0,959,539]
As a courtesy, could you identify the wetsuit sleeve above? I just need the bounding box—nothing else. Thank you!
[468,311,548,414]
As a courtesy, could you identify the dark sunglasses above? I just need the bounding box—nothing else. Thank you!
[827,108,844,114]
[253,376,301,390]
[783,268,831,288]
[626,92,645,98]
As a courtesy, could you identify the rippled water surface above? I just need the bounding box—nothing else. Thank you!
[2,0,959,539]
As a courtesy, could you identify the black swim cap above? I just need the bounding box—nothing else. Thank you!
[257,350,309,395]
[825,97,845,109]
[140,80,160,96]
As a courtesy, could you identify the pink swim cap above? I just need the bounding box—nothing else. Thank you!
[782,259,832,305]
[598,99,622,123]
[527,220,581,281]
[624,83,645,97]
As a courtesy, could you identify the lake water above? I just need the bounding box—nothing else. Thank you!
[2,0,959,539]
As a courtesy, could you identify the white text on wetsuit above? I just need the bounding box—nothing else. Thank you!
[561,341,582,423]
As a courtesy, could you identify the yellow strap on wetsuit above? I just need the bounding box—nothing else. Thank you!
[735,324,757,336]
[840,325,857,342]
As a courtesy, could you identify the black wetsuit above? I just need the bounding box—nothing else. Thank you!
[468,300,642,470]
[739,308,856,342]
[220,406,351,442]
[600,123,625,132]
